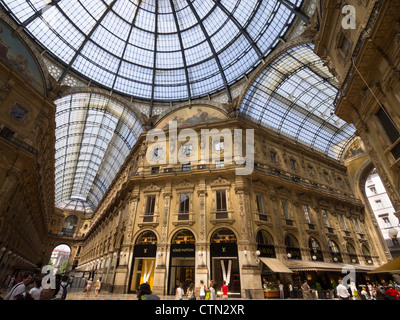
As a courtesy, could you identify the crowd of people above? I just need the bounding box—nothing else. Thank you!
[137,279,229,301]
[0,272,73,300]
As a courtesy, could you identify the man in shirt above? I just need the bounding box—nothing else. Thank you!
[5,272,33,300]
[336,279,350,300]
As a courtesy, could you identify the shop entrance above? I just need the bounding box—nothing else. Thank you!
[129,231,157,293]
[168,229,196,295]
[210,228,241,297]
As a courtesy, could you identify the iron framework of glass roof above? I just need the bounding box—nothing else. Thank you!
[54,93,143,212]
[0,0,301,103]
[240,43,356,160]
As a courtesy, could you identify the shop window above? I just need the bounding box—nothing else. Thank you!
[285,234,301,260]
[309,238,323,261]
[256,230,275,258]
[328,240,342,262]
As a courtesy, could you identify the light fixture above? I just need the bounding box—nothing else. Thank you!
[256,250,261,256]
[243,250,248,256]
[287,253,292,259]
[334,257,338,262]
[312,255,317,260]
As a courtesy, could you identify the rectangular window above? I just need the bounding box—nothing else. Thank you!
[282,200,290,219]
[354,217,363,233]
[216,190,228,219]
[376,107,400,144]
[270,151,277,162]
[182,163,191,171]
[382,217,392,228]
[303,205,312,223]
[290,159,297,170]
[145,196,156,214]
[215,160,224,168]
[181,144,193,155]
[340,215,348,230]
[369,186,377,194]
[308,165,314,176]
[256,194,265,213]
[375,200,384,209]
[179,194,190,213]
[322,210,331,227]
[144,195,156,222]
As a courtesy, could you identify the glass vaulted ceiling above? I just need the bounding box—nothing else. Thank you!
[240,44,356,160]
[0,0,300,101]
[54,93,143,212]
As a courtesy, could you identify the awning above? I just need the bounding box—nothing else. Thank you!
[259,257,293,273]
[283,259,376,272]
[368,256,400,274]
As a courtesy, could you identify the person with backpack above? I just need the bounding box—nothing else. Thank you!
[137,283,160,300]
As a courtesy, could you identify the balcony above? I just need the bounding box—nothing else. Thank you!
[210,210,235,225]
[172,212,195,226]
[138,214,159,227]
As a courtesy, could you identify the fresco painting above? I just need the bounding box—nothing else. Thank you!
[0,21,44,92]
[156,106,228,130]
[344,139,364,160]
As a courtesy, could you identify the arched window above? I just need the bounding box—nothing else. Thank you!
[61,215,78,237]
[136,231,157,245]
[309,237,323,261]
[328,240,342,263]
[256,230,275,258]
[347,243,359,264]
[211,228,237,243]
[171,230,195,244]
[285,234,301,260]
[362,245,373,265]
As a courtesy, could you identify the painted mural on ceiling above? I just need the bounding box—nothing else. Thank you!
[0,21,44,92]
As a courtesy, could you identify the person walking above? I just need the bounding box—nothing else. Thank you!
[209,280,217,300]
[175,282,184,300]
[28,278,43,300]
[288,282,294,299]
[85,278,93,297]
[301,280,311,300]
[186,282,196,300]
[5,272,33,300]
[198,280,207,300]
[94,278,101,297]
[279,281,284,299]
[221,280,229,300]
[336,279,350,300]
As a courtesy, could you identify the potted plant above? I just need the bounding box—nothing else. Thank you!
[315,282,323,299]
[263,282,280,298]
[331,280,337,298]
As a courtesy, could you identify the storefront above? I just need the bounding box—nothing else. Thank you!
[210,228,241,297]
[129,231,157,293]
[168,230,196,295]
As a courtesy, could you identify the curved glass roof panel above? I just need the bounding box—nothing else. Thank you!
[240,44,356,160]
[1,0,301,101]
[54,93,143,212]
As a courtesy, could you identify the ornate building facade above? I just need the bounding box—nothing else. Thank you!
[0,0,399,298]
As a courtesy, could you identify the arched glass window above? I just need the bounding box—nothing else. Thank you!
[136,231,157,245]
[211,228,237,243]
[256,230,275,258]
[171,230,195,244]
[328,240,342,263]
[347,243,359,264]
[285,234,301,260]
[61,215,78,237]
[362,245,373,265]
[309,237,323,261]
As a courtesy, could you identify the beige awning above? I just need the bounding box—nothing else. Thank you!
[368,256,400,274]
[259,257,293,273]
[283,259,376,272]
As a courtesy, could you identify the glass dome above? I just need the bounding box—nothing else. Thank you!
[1,0,300,101]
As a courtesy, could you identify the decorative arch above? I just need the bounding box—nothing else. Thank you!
[210,227,238,243]
[134,230,158,245]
